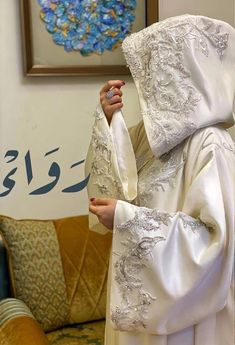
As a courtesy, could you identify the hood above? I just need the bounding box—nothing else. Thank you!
[122,14,235,156]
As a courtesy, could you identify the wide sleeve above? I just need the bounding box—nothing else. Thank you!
[85,105,137,233]
[110,141,235,335]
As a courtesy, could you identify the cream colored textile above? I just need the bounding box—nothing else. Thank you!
[86,14,235,345]
[85,106,138,234]
[122,14,235,157]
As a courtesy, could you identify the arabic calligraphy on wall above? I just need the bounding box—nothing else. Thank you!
[0,148,89,197]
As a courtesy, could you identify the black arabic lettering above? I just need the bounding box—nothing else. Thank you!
[25,150,33,184]
[0,150,19,197]
[0,168,18,197]
[62,159,89,193]
[29,148,60,195]
[4,150,19,163]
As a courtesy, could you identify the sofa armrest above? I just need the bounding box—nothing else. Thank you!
[0,298,49,345]
[0,237,11,299]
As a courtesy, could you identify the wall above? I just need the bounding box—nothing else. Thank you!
[0,1,141,219]
[159,0,234,25]
[0,1,234,219]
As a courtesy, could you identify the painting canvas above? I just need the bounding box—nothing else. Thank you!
[21,0,158,76]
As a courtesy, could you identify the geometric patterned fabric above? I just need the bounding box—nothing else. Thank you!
[0,217,69,331]
[0,215,112,333]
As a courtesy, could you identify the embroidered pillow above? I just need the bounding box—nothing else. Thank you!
[0,215,112,332]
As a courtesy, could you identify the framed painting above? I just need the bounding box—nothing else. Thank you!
[20,0,158,76]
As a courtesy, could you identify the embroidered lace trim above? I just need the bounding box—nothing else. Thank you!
[138,144,186,204]
[111,208,170,331]
[179,213,208,233]
[90,116,122,196]
[111,207,208,331]
[122,16,229,156]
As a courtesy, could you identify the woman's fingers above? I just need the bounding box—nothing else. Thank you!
[100,80,125,94]
[90,197,110,206]
[105,103,124,114]
[100,88,123,101]
[100,80,125,124]
[89,204,98,215]
[89,198,117,230]
[89,204,104,220]
[107,95,122,105]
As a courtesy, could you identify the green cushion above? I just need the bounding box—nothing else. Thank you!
[46,320,105,345]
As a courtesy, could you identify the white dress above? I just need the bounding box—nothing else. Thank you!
[85,15,235,345]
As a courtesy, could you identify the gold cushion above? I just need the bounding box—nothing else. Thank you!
[54,217,111,324]
[0,315,50,345]
[0,215,112,332]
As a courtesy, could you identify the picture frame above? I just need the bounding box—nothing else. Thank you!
[20,0,158,76]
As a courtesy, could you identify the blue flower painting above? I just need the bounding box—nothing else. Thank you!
[38,0,137,56]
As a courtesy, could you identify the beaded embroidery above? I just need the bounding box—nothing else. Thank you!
[122,16,229,156]
[111,207,209,330]
[90,122,122,196]
[111,208,170,331]
[180,213,208,233]
[138,144,186,204]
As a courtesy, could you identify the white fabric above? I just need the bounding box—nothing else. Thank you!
[85,14,235,345]
[110,110,137,201]
[85,105,137,234]
[95,120,234,345]
[122,14,235,156]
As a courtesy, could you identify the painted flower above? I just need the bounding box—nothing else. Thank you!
[38,0,137,56]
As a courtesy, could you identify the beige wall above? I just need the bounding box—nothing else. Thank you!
[159,0,234,25]
[0,1,234,219]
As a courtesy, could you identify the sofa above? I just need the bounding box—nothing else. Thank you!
[0,215,112,345]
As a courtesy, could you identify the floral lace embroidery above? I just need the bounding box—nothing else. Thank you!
[122,16,229,156]
[111,207,209,330]
[90,124,122,196]
[111,208,170,331]
[138,144,186,204]
[179,213,207,233]
[93,107,105,120]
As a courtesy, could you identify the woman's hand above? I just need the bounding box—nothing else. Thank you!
[89,198,117,230]
[100,80,125,124]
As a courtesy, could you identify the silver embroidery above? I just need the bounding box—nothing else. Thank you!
[111,207,209,330]
[111,208,170,331]
[138,145,186,205]
[122,16,229,156]
[202,140,235,155]
[180,214,207,233]
[115,208,172,234]
[94,107,105,120]
[90,124,122,196]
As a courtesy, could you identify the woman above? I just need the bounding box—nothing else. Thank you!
[85,14,235,345]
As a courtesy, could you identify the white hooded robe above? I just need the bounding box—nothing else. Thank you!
[85,15,235,345]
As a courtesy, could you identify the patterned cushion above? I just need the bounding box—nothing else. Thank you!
[0,215,112,332]
[46,320,105,345]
